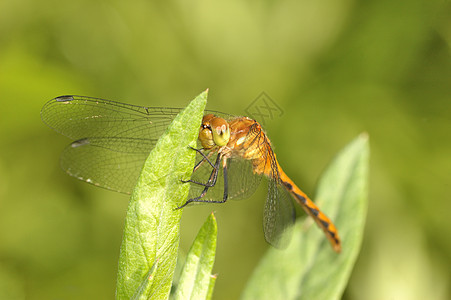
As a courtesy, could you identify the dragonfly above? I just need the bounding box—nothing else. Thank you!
[41,95,341,252]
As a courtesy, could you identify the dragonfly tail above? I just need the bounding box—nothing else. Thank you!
[278,166,341,253]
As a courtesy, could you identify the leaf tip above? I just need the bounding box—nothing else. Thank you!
[359,131,369,142]
[208,212,217,230]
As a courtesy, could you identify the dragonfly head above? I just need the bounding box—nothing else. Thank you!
[199,114,230,149]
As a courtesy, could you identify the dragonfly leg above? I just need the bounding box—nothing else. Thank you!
[177,154,228,208]
[181,150,217,187]
[189,146,216,169]
[181,148,217,185]
[183,178,216,187]
[222,158,228,201]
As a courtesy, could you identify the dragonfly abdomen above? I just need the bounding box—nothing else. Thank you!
[278,167,342,253]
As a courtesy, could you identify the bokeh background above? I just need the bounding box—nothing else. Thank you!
[0,0,450,299]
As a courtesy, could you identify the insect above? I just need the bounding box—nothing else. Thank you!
[41,95,341,252]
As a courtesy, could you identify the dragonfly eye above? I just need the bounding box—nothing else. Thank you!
[199,115,216,149]
[211,118,230,147]
[198,114,229,149]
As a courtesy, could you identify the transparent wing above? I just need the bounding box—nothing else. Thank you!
[264,178,295,248]
[41,95,233,141]
[227,157,264,199]
[41,95,183,141]
[61,137,152,194]
[260,139,296,248]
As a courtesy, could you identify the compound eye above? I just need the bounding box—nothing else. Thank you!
[210,117,230,147]
[198,115,215,149]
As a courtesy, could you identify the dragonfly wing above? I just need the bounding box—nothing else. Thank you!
[60,137,153,194]
[41,95,182,140]
[260,140,296,248]
[41,95,233,141]
[263,178,295,248]
[226,156,263,199]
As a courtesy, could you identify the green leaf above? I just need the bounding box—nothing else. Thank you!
[206,274,217,300]
[241,133,369,300]
[175,213,218,300]
[116,90,208,300]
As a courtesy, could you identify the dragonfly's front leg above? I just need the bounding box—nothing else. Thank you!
[190,147,216,171]
[177,154,221,209]
[181,148,217,187]
[178,154,229,208]
[222,158,228,201]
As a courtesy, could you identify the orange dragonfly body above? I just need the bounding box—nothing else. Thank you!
[181,114,340,252]
[41,96,340,252]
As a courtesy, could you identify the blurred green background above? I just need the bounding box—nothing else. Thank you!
[0,0,450,299]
